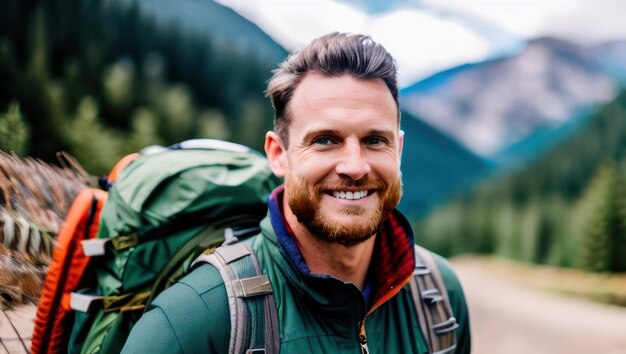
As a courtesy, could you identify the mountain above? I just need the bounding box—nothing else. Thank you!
[400,37,623,164]
[593,40,626,83]
[119,0,287,63]
[398,111,488,216]
[492,106,593,169]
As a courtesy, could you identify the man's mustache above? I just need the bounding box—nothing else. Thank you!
[314,177,387,191]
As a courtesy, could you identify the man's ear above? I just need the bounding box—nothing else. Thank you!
[265,131,287,177]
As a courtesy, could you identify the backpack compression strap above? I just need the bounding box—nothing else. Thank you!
[192,243,279,354]
[409,245,459,354]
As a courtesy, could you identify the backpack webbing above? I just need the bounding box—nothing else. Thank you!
[195,242,455,354]
[193,242,279,354]
[409,245,459,354]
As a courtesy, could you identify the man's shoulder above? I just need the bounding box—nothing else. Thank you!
[427,250,464,295]
[414,246,469,313]
[122,263,230,353]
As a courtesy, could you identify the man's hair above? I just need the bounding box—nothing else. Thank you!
[266,32,399,146]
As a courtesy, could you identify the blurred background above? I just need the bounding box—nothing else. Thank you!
[1,0,626,353]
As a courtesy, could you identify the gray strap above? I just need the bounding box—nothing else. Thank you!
[193,242,279,354]
[411,245,458,354]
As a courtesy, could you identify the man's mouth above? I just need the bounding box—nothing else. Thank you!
[330,190,370,200]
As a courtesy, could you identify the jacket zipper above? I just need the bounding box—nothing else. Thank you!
[358,320,369,354]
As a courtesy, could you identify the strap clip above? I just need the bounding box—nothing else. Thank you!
[233,275,273,298]
[80,238,110,256]
[421,288,443,305]
[433,317,459,335]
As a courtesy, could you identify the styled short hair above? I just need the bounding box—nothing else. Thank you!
[266,32,399,145]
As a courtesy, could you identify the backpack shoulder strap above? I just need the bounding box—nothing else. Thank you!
[409,244,459,354]
[192,242,279,354]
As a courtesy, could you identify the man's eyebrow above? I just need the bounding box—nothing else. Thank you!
[301,128,396,142]
[367,129,395,138]
[301,129,340,142]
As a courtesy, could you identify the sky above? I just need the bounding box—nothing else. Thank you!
[216,0,626,87]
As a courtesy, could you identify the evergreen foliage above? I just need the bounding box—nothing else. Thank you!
[0,102,29,155]
[416,90,626,272]
[0,0,287,172]
[579,162,626,272]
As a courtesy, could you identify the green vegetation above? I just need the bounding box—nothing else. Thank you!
[416,90,626,273]
[0,102,29,155]
[0,0,286,172]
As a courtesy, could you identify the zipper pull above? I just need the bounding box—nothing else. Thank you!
[358,320,369,354]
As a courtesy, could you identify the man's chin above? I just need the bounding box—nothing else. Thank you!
[305,211,382,245]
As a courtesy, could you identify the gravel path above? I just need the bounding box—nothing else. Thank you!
[453,258,626,354]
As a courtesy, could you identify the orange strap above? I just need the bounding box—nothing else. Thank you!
[108,153,139,182]
[31,188,108,354]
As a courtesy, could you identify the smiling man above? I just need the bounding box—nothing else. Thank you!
[123,32,470,354]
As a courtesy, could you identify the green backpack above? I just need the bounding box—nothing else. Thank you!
[59,140,280,353]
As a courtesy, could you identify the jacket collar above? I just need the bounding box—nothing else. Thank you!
[265,186,416,314]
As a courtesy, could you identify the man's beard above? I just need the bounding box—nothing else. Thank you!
[285,174,402,247]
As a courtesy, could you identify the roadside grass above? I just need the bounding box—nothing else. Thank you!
[452,255,626,307]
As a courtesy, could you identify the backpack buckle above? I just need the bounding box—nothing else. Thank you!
[421,288,443,305]
[234,275,273,298]
[413,265,430,276]
[432,317,459,335]
[80,238,110,256]
[70,292,103,312]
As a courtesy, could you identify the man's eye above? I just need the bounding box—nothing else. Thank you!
[313,137,333,145]
[365,137,384,145]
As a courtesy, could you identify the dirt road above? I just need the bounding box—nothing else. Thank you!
[453,258,626,354]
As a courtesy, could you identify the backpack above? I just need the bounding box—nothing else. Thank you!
[31,139,281,354]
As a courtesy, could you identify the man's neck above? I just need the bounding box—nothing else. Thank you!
[283,200,375,290]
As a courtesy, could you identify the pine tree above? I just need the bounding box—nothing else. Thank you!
[579,162,626,272]
[612,162,626,272]
[0,102,29,155]
[63,96,122,174]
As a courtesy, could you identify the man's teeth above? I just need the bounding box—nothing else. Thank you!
[332,191,369,200]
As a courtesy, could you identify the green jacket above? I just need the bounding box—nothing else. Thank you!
[122,189,471,353]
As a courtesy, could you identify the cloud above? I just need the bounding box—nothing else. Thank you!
[423,0,626,43]
[217,0,626,86]
[370,10,494,86]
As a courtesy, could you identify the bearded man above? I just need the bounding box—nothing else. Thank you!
[123,32,471,354]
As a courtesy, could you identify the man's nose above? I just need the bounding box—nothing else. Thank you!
[335,140,371,180]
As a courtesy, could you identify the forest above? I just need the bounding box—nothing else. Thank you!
[0,0,285,172]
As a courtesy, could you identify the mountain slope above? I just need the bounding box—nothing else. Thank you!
[399,111,488,216]
[400,37,621,161]
[120,0,287,63]
[416,89,626,264]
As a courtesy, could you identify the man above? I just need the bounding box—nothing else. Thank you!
[123,32,470,353]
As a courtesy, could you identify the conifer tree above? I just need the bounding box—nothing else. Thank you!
[64,96,122,174]
[579,162,626,272]
[0,102,29,155]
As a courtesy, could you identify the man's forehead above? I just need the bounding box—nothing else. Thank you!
[289,74,397,114]
[293,73,390,100]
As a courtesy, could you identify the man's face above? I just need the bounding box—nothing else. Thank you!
[267,73,403,246]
